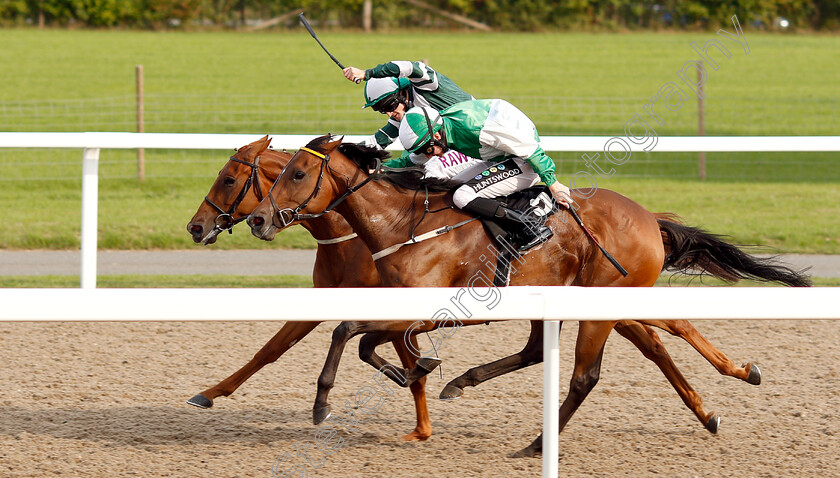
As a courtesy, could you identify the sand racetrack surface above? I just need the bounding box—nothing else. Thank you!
[1,318,838,477]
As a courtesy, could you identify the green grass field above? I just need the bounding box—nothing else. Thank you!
[0,174,836,253]
[0,29,837,253]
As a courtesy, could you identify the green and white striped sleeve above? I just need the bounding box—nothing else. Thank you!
[382,150,413,169]
[366,61,439,92]
[359,117,401,150]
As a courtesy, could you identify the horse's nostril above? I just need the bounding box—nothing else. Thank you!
[252,216,264,227]
[189,224,203,234]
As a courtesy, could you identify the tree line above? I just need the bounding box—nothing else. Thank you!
[1,0,838,31]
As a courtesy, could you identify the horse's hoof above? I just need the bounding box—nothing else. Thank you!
[510,446,541,458]
[313,405,331,425]
[705,414,721,434]
[439,384,464,401]
[401,429,431,441]
[747,363,762,385]
[416,357,442,373]
[186,394,213,409]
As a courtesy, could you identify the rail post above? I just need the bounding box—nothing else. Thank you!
[542,320,561,477]
[81,147,100,289]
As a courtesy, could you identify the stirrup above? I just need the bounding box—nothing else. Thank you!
[496,206,552,251]
[515,225,553,251]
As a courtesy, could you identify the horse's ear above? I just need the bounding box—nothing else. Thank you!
[256,135,272,153]
[321,135,344,153]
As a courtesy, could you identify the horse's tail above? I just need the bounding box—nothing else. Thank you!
[654,213,811,287]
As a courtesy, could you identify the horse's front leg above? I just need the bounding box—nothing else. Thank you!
[440,320,545,400]
[313,321,369,425]
[615,320,719,433]
[513,321,615,458]
[639,319,761,385]
[187,321,321,409]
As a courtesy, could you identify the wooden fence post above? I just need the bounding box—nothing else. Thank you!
[136,65,145,182]
[698,67,706,180]
[363,0,372,32]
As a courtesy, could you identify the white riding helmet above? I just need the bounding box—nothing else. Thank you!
[399,106,443,153]
[363,77,411,109]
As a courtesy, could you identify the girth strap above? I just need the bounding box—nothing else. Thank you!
[371,217,478,261]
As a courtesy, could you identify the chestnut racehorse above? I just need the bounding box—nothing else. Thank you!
[186,136,436,440]
[187,136,776,442]
[246,136,809,456]
[186,136,751,441]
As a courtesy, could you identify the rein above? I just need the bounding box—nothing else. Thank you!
[203,155,264,235]
[269,146,381,228]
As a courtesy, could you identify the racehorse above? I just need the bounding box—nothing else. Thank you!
[185,136,749,441]
[187,136,776,442]
[246,135,809,456]
[186,136,435,440]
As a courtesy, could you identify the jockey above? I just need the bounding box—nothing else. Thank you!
[398,101,572,251]
[343,61,477,179]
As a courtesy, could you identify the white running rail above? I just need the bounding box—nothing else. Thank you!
[2,132,839,478]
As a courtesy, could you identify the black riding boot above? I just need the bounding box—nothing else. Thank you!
[462,197,553,252]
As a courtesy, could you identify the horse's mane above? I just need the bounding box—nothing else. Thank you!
[303,135,456,193]
[338,142,391,169]
[375,167,456,192]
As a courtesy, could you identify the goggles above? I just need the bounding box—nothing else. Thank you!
[415,140,436,156]
[372,95,401,114]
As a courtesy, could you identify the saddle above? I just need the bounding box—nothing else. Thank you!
[478,186,560,286]
[498,185,559,219]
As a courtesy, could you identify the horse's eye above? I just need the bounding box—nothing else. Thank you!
[293,171,306,181]
[223,176,236,186]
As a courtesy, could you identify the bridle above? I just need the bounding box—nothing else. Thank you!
[268,146,381,228]
[203,154,264,235]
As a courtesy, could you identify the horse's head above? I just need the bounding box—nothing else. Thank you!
[187,135,291,245]
[247,135,387,241]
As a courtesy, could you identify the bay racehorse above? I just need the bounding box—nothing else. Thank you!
[246,135,809,456]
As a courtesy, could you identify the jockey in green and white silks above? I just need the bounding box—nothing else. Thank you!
[398,100,572,251]
[345,60,474,151]
[343,61,479,180]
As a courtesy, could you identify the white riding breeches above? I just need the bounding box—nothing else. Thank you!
[451,157,540,208]
[418,149,483,180]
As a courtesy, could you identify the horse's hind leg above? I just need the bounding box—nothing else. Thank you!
[513,321,614,459]
[440,320,546,400]
[358,332,442,387]
[615,321,719,433]
[187,321,320,409]
[639,319,761,385]
[391,334,433,441]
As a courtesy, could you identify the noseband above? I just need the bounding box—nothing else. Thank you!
[203,154,264,234]
[268,146,381,228]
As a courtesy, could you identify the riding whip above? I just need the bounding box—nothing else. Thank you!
[298,13,361,84]
[568,207,629,277]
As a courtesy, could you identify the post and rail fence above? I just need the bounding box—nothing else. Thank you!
[1,132,838,478]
